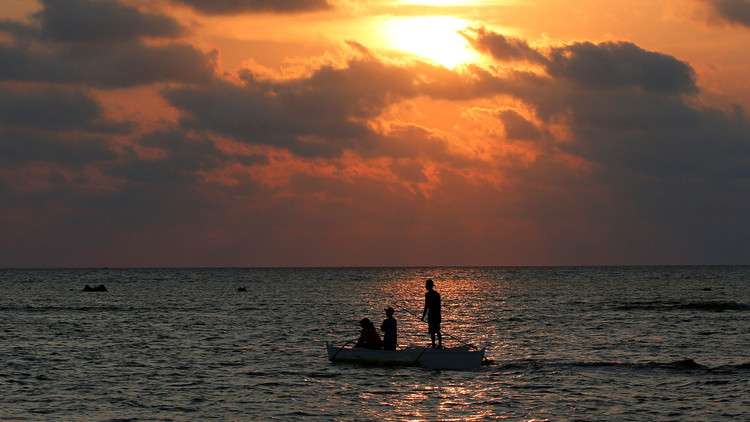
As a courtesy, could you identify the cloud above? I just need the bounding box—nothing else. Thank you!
[497,110,546,141]
[162,58,426,158]
[0,85,132,132]
[1,12,750,266]
[700,0,750,28]
[72,43,218,88]
[468,31,747,181]
[0,42,216,88]
[111,130,231,184]
[545,41,698,94]
[0,127,118,168]
[171,0,332,15]
[461,27,546,64]
[460,28,750,261]
[0,0,216,88]
[465,28,697,94]
[555,90,748,179]
[32,0,186,42]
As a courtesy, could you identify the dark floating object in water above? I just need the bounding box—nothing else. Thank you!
[83,284,107,292]
[702,287,713,291]
[672,358,703,369]
[237,287,247,292]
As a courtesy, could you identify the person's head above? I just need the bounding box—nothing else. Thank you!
[360,317,373,328]
[425,279,434,290]
[385,306,394,316]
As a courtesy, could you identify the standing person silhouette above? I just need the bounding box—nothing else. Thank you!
[420,279,442,348]
[381,307,398,350]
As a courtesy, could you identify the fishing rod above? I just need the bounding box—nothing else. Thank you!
[395,303,479,350]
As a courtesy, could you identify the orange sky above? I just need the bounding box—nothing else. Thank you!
[1,0,750,267]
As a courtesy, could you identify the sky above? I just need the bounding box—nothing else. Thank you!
[1,0,749,267]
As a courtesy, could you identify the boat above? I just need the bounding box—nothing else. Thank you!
[326,342,487,370]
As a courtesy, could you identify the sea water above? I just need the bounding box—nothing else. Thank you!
[1,266,748,421]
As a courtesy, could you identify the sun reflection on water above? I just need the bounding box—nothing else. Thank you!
[368,267,510,350]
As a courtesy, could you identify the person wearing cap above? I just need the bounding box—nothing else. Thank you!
[381,307,398,350]
[420,279,442,348]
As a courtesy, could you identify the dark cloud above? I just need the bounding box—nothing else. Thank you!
[0,42,216,87]
[68,43,217,88]
[0,127,118,167]
[461,27,546,64]
[0,44,71,83]
[163,58,424,158]
[0,0,216,88]
[461,29,750,264]
[112,130,229,184]
[546,41,698,94]
[555,90,748,179]
[32,0,185,42]
[172,0,331,15]
[463,31,746,182]
[466,28,697,94]
[497,110,545,141]
[0,85,132,132]
[374,123,455,163]
[700,0,750,28]
[163,79,355,158]
[469,34,748,181]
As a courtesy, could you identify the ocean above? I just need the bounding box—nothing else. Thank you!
[1,266,748,421]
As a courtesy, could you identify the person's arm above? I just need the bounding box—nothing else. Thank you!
[421,294,428,320]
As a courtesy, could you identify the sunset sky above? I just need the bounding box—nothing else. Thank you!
[1,0,750,267]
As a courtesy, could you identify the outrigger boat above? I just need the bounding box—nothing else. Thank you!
[326,342,487,370]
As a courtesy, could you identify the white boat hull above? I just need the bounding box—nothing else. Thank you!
[326,342,486,370]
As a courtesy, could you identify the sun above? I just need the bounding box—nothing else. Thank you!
[383,16,476,68]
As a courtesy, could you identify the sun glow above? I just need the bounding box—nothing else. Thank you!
[384,16,476,68]
[401,0,490,4]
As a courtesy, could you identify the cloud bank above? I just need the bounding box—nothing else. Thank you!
[0,0,749,266]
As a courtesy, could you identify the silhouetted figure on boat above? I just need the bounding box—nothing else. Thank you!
[82,284,107,292]
[421,279,442,348]
[381,307,398,350]
[355,317,383,350]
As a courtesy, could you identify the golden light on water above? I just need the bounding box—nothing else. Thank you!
[383,16,477,68]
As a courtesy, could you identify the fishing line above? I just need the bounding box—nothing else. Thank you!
[395,303,478,350]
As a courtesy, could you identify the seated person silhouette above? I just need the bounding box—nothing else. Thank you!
[355,317,383,350]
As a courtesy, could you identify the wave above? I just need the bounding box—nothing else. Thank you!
[0,305,203,313]
[679,300,750,311]
[615,300,750,312]
[495,358,750,373]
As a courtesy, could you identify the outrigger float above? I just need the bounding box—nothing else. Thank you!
[326,342,488,370]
